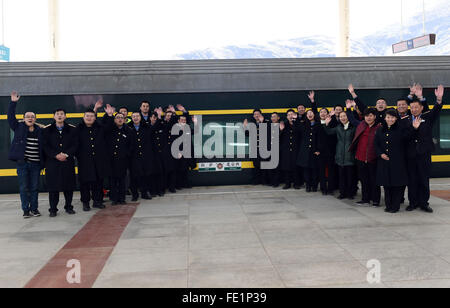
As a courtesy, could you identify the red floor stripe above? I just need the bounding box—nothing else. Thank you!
[431,190,450,202]
[24,203,139,288]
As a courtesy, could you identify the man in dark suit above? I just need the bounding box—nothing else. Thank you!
[403,85,445,213]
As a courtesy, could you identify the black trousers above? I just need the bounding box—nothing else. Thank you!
[318,155,336,192]
[150,173,164,195]
[384,186,404,212]
[165,170,176,191]
[284,167,301,187]
[130,175,149,197]
[49,191,73,213]
[303,167,319,189]
[176,170,189,189]
[407,155,431,208]
[80,179,103,205]
[357,160,381,203]
[252,158,270,185]
[338,166,356,198]
[110,177,126,202]
[269,167,281,186]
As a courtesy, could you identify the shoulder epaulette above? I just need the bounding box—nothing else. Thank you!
[44,124,52,128]
[401,115,410,120]
[68,124,76,128]
[422,110,431,115]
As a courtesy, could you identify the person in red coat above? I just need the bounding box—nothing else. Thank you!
[346,100,381,207]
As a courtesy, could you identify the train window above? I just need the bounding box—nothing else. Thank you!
[440,114,450,148]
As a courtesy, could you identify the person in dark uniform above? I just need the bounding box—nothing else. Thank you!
[139,101,152,126]
[296,110,321,192]
[158,105,189,193]
[348,84,388,125]
[307,91,337,195]
[402,85,445,213]
[149,111,165,197]
[280,109,301,190]
[269,112,282,187]
[76,103,115,212]
[244,109,271,185]
[346,101,382,207]
[375,109,412,213]
[174,113,195,190]
[118,106,132,125]
[43,109,78,217]
[128,111,153,201]
[324,110,357,200]
[106,113,132,205]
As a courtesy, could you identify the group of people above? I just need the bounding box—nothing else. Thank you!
[8,92,194,218]
[249,83,445,214]
[7,83,445,218]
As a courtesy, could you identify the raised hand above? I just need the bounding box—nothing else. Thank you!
[329,109,336,117]
[415,83,423,99]
[11,91,20,102]
[409,83,417,96]
[168,105,176,113]
[94,99,103,112]
[176,104,186,112]
[258,114,264,123]
[413,117,422,129]
[381,154,390,161]
[192,116,198,125]
[279,121,285,131]
[325,116,332,126]
[308,91,315,102]
[314,152,320,156]
[104,104,115,116]
[435,85,444,103]
[243,119,248,128]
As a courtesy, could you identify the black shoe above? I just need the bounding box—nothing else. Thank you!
[357,200,369,205]
[283,184,291,190]
[158,193,165,197]
[372,203,381,207]
[390,209,399,214]
[322,190,328,196]
[23,211,32,219]
[337,195,345,200]
[31,210,41,217]
[406,205,416,212]
[49,212,57,218]
[347,196,354,200]
[119,201,127,205]
[294,185,301,190]
[306,186,311,192]
[312,187,318,192]
[141,193,152,200]
[169,189,176,193]
[273,184,280,188]
[66,209,76,215]
[83,203,91,212]
[421,206,434,213]
[111,201,119,206]
[384,208,391,213]
[93,203,105,209]
[131,195,139,202]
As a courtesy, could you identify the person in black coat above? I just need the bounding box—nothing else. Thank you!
[128,111,154,201]
[8,91,44,218]
[307,91,337,195]
[148,112,165,197]
[401,85,445,213]
[106,113,133,205]
[269,112,282,187]
[76,103,115,211]
[243,109,271,185]
[375,109,412,213]
[280,109,302,189]
[139,101,152,126]
[43,109,78,217]
[296,110,321,192]
[174,113,196,190]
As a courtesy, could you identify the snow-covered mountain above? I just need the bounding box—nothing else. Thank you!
[175,5,450,59]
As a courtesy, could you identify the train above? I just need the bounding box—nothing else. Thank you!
[0,57,449,194]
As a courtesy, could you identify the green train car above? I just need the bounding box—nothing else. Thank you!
[0,57,449,194]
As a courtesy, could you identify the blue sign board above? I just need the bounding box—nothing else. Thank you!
[0,45,10,61]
